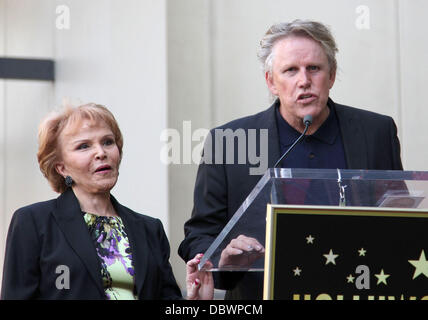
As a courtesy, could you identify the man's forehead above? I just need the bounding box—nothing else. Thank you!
[273,35,326,59]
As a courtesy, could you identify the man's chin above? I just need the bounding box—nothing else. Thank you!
[298,103,328,117]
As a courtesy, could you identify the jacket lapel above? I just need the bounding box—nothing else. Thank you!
[333,99,368,169]
[52,189,105,297]
[110,196,149,298]
[263,100,281,169]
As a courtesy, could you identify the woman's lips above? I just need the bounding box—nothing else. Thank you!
[94,165,112,173]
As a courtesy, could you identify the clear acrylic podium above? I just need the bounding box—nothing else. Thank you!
[198,168,428,272]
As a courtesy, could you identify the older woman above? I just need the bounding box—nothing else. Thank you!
[1,103,213,300]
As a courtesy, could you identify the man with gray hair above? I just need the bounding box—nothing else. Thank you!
[179,20,403,299]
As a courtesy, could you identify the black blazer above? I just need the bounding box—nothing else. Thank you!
[1,188,182,300]
[178,98,403,299]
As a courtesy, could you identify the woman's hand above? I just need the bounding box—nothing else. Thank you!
[186,253,214,300]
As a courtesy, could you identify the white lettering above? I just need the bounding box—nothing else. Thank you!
[160,122,269,174]
[209,304,262,315]
[55,5,70,30]
[55,265,70,290]
[165,304,199,317]
[355,265,370,289]
[355,5,370,30]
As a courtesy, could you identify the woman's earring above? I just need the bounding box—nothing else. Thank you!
[65,176,73,187]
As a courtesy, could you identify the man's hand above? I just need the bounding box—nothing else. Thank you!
[218,235,265,269]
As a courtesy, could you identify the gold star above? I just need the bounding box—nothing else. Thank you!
[408,250,428,280]
[323,249,339,265]
[346,274,355,283]
[306,235,315,244]
[293,267,302,276]
[358,248,367,257]
[375,269,390,285]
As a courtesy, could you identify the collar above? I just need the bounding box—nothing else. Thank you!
[53,188,149,299]
[275,98,340,146]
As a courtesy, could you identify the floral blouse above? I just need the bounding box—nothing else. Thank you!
[83,212,137,300]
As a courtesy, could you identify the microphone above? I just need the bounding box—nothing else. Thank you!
[273,115,313,168]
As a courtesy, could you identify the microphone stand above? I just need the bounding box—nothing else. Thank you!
[273,117,312,168]
[271,115,312,204]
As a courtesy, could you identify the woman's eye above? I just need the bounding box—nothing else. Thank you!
[104,139,115,146]
[77,143,89,150]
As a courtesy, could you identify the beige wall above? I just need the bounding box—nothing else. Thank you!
[0,0,57,291]
[0,0,4,294]
[167,0,213,294]
[399,0,428,171]
[53,0,169,231]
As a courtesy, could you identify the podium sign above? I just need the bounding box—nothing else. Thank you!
[264,205,428,300]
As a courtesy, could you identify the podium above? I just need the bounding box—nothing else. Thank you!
[198,168,428,300]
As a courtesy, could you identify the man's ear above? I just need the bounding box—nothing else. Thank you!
[328,68,336,89]
[265,71,278,96]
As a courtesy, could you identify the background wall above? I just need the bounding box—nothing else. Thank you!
[53,0,169,232]
[1,0,428,295]
[0,0,57,291]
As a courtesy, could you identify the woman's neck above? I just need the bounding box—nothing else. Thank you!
[72,187,117,217]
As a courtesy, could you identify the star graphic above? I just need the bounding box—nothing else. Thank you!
[323,249,339,265]
[358,248,367,257]
[306,235,315,244]
[346,274,355,283]
[293,267,302,276]
[408,250,428,280]
[375,269,390,285]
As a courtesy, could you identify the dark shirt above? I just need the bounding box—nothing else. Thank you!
[275,102,348,206]
[275,101,348,170]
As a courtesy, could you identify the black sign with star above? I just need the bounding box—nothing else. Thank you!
[264,206,428,300]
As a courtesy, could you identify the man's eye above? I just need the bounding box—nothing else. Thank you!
[308,66,319,71]
[286,67,297,73]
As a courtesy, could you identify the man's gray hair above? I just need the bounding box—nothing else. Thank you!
[258,20,338,75]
